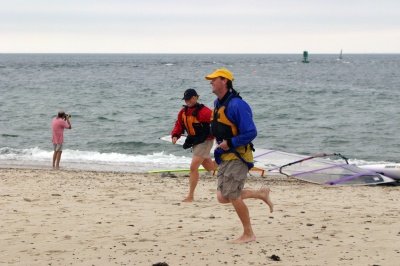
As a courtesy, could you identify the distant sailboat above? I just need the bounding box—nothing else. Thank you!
[338,49,343,60]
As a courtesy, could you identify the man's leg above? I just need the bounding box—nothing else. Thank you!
[241,188,274,213]
[216,178,273,243]
[55,151,62,169]
[216,160,265,243]
[217,190,256,243]
[230,196,256,243]
[182,155,204,202]
[201,157,217,172]
[52,151,57,168]
[217,190,231,204]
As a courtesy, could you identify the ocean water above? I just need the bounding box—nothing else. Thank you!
[1,53,399,172]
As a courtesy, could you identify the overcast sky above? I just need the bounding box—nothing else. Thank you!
[1,0,399,53]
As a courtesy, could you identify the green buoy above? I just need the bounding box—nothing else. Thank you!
[302,51,309,63]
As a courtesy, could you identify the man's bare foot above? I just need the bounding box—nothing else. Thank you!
[230,234,256,244]
[260,187,273,213]
[182,196,194,202]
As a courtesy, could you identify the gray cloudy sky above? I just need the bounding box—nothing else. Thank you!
[1,0,399,53]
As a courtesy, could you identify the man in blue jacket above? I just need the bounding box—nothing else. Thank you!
[206,68,273,244]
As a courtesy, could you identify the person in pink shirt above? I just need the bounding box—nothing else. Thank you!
[52,111,72,169]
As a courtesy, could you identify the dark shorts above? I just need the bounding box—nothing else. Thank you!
[53,144,63,152]
[217,160,248,200]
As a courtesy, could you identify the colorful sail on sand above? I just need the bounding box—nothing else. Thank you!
[253,148,395,186]
[160,136,395,186]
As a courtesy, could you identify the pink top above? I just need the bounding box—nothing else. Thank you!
[52,118,70,144]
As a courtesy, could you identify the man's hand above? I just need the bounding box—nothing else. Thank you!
[218,139,229,151]
[66,118,72,129]
[172,137,178,144]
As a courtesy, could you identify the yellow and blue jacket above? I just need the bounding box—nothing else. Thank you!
[211,91,257,167]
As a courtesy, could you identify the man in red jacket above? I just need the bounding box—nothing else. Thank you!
[171,89,216,202]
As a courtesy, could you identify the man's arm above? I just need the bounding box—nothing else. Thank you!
[171,109,185,143]
[66,118,72,129]
[229,100,257,148]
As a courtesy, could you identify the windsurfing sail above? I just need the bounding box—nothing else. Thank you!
[253,149,394,186]
[160,136,394,185]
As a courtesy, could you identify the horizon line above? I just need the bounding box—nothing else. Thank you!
[1,52,400,55]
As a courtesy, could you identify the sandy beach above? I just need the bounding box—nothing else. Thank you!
[1,167,399,266]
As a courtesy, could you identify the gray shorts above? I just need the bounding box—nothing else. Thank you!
[217,159,248,200]
[192,139,214,158]
[53,144,63,152]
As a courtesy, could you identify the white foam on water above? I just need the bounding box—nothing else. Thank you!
[0,147,191,172]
